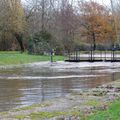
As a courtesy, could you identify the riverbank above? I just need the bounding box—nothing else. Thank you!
[0,79,120,120]
[0,51,64,65]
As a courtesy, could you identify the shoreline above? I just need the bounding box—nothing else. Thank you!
[0,79,120,120]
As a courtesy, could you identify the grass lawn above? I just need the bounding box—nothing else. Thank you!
[0,51,64,65]
[87,100,120,120]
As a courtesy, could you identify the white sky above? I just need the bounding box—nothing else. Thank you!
[96,0,111,6]
[21,0,111,7]
[21,0,111,4]
[86,0,111,6]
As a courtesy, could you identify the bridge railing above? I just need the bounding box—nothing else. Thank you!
[65,50,120,62]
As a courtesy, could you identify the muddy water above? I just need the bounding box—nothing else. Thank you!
[0,62,120,112]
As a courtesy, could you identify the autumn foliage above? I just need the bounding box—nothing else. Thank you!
[79,1,116,48]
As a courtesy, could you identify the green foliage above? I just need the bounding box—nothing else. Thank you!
[28,30,53,55]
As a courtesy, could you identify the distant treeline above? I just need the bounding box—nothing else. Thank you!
[0,0,120,54]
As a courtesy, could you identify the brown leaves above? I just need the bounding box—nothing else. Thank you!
[79,1,116,44]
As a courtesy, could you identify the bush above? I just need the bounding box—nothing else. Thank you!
[28,30,52,55]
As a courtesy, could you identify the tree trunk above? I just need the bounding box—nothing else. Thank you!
[14,33,24,53]
[92,32,96,51]
[41,0,45,31]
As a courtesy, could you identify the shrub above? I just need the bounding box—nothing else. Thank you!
[28,30,52,55]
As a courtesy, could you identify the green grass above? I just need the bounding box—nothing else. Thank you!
[0,51,64,65]
[87,100,120,120]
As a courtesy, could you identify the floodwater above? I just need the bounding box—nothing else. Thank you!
[0,62,120,112]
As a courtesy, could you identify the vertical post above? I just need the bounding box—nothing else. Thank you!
[68,51,70,60]
[111,49,112,61]
[113,50,115,61]
[90,40,94,62]
[105,50,106,61]
[50,49,53,62]
[90,49,92,61]
[111,44,116,61]
[112,48,115,61]
[74,51,76,60]
[76,49,78,60]
[79,50,80,60]
[100,50,102,61]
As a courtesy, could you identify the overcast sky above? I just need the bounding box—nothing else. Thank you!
[86,0,111,6]
[21,0,111,6]
[97,0,111,5]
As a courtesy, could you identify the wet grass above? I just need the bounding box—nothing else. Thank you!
[15,110,81,120]
[85,99,101,107]
[15,115,26,119]
[29,111,67,120]
[87,100,120,120]
[1,95,120,120]
[0,51,64,65]
[4,101,120,120]
[14,102,52,111]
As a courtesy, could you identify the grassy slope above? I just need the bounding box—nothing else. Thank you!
[87,100,120,120]
[0,51,64,65]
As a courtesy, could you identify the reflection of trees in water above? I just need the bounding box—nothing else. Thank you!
[40,79,73,100]
[111,72,120,81]
[40,70,120,100]
[41,80,45,102]
[112,72,115,81]
[89,66,120,87]
[61,78,73,94]
[80,76,111,89]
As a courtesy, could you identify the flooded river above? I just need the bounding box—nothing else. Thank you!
[0,62,120,112]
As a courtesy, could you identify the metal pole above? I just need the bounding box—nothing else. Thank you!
[105,50,106,61]
[113,49,115,61]
[76,50,78,60]
[50,49,53,62]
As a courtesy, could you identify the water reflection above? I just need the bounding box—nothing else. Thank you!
[0,62,120,112]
